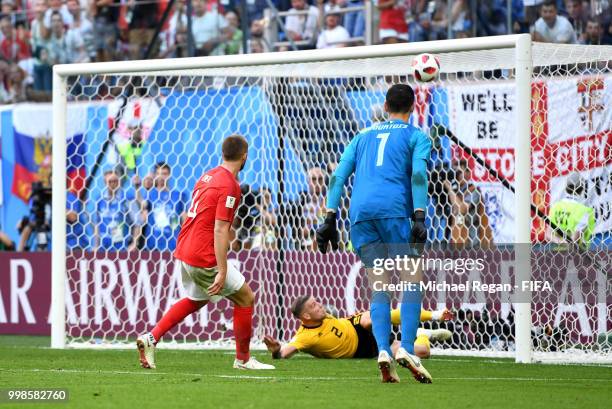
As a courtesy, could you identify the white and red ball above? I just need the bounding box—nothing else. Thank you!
[412,53,441,82]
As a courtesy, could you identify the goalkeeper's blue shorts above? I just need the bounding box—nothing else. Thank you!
[351,217,415,268]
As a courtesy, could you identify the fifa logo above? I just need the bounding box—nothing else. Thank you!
[577,79,604,133]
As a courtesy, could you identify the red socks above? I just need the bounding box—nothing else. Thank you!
[150,298,252,362]
[233,305,253,362]
[151,298,203,342]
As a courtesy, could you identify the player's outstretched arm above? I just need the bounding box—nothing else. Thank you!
[325,136,358,213]
[410,131,431,215]
[317,135,359,253]
[410,131,432,249]
[263,335,299,359]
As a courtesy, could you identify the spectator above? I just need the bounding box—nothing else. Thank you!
[63,22,87,64]
[159,0,189,58]
[0,223,15,250]
[33,44,52,92]
[116,119,144,177]
[223,11,243,55]
[18,172,52,252]
[503,0,528,33]
[67,190,87,249]
[91,0,119,62]
[2,0,25,26]
[547,173,595,249]
[342,0,366,38]
[408,1,432,42]
[377,0,409,43]
[408,0,448,42]
[285,0,320,48]
[248,38,266,53]
[450,0,472,38]
[248,18,271,53]
[565,0,589,41]
[0,59,12,103]
[126,0,159,60]
[244,0,269,21]
[192,0,231,56]
[44,0,73,29]
[444,159,493,247]
[44,11,71,64]
[141,162,187,251]
[232,184,259,250]
[93,169,141,252]
[30,0,49,51]
[523,0,545,26]
[533,0,578,43]
[428,0,450,39]
[316,12,350,49]
[252,186,277,250]
[66,0,94,62]
[582,18,606,44]
[6,63,27,102]
[141,172,154,190]
[0,15,30,63]
[288,166,327,250]
[477,1,508,37]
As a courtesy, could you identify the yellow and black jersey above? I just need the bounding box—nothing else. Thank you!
[288,314,360,359]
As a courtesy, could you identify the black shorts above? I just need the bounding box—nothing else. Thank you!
[349,313,379,359]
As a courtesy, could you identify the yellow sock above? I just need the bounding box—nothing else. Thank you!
[415,334,430,350]
[420,309,432,322]
[391,309,433,324]
[391,308,401,325]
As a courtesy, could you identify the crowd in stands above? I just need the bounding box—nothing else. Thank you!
[0,0,607,103]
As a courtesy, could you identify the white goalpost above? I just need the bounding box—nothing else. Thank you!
[51,34,612,364]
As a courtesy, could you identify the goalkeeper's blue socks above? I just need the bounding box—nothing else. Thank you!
[400,287,423,354]
[370,291,392,355]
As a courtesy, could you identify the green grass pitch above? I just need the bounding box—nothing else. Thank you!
[1,336,610,409]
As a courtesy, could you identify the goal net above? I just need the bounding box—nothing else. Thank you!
[52,35,612,364]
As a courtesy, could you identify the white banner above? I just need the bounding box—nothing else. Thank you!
[446,76,612,242]
[547,77,612,143]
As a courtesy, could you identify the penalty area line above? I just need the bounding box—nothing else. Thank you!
[2,369,612,383]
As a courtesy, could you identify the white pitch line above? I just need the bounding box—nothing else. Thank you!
[431,358,612,368]
[2,368,611,383]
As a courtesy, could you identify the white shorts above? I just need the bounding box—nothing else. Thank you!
[180,260,246,302]
[379,29,409,41]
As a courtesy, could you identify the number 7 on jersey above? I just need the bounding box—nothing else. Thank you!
[376,132,390,166]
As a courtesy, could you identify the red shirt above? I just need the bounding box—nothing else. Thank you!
[0,38,30,62]
[379,2,408,33]
[174,166,241,268]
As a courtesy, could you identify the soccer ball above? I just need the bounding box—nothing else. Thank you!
[412,53,441,82]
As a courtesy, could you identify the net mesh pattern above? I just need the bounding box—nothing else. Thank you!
[60,43,611,363]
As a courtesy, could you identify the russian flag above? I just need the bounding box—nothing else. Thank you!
[67,132,86,194]
[11,128,49,202]
[10,104,88,203]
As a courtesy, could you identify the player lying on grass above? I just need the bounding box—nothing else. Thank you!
[264,295,453,364]
[137,135,274,371]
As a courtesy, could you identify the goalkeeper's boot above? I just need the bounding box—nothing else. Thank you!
[377,350,400,383]
[417,328,453,343]
[395,347,432,384]
[233,357,275,370]
[136,333,156,369]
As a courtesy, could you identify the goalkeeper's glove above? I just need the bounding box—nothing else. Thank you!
[316,212,339,254]
[410,210,427,255]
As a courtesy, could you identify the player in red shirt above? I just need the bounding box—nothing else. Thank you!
[137,135,275,370]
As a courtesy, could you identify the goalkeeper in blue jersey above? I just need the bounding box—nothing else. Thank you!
[316,84,432,384]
